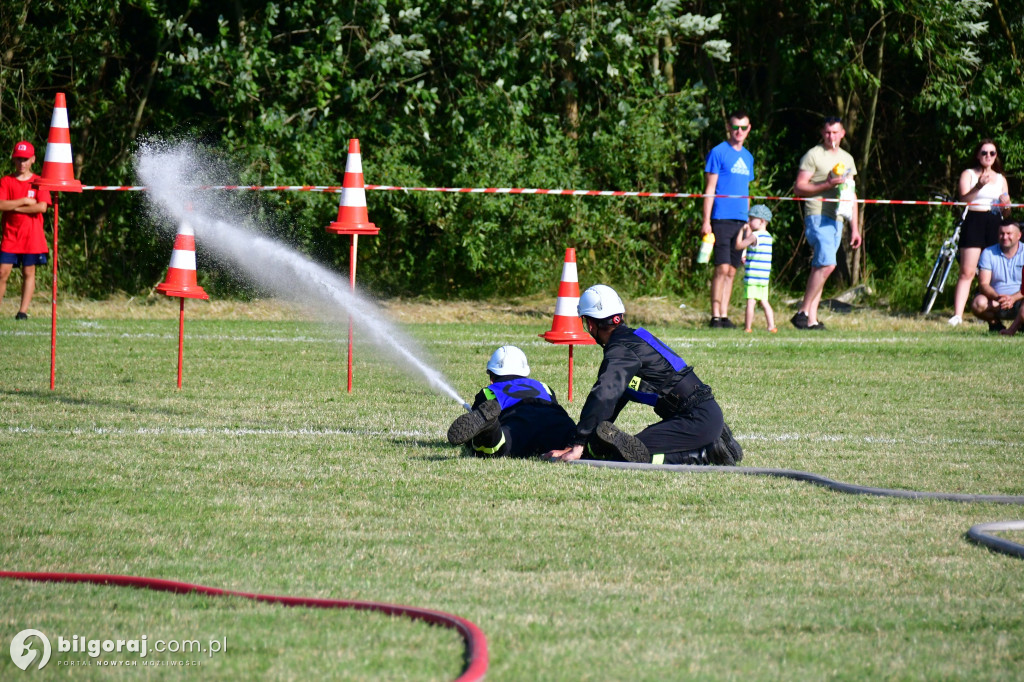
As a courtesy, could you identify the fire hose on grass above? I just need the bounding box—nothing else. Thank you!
[569,460,1024,560]
[2,465,1020,681]
[0,571,488,682]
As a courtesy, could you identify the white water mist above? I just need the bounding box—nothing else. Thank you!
[137,142,466,406]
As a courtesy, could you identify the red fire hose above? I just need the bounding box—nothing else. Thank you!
[0,571,488,681]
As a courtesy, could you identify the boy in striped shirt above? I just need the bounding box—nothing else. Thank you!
[735,205,776,333]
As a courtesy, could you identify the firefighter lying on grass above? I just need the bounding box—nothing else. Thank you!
[447,345,576,458]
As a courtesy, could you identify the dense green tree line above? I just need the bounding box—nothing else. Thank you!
[1,0,1021,305]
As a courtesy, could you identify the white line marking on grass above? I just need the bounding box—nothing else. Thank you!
[1,329,957,349]
[5,426,435,438]
[432,336,942,350]
[661,336,932,346]
[740,432,1008,447]
[0,330,334,343]
[5,425,1006,448]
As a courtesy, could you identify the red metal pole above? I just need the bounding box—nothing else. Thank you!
[347,324,353,392]
[177,297,185,389]
[347,234,358,392]
[50,195,59,390]
[568,344,574,402]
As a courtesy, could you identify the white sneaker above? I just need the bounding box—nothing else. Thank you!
[948,315,962,326]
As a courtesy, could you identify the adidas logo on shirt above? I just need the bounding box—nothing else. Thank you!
[730,158,751,177]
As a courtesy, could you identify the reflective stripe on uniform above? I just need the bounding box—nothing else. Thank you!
[488,377,554,410]
[473,431,506,455]
[625,374,659,406]
[651,454,665,465]
[634,327,687,371]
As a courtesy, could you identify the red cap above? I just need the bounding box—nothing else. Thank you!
[11,141,34,159]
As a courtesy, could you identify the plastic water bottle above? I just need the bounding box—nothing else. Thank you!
[832,163,847,191]
[697,233,715,264]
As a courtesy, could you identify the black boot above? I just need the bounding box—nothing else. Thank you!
[595,421,651,464]
[447,400,502,446]
[708,422,743,466]
[663,449,710,465]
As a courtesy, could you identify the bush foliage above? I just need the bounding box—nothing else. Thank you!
[1,0,1021,306]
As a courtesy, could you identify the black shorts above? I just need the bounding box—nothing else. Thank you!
[959,210,1001,250]
[711,220,745,268]
[994,300,1023,320]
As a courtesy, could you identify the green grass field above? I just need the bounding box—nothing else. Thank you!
[2,301,1022,680]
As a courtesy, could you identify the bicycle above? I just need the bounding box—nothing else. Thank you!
[921,197,969,315]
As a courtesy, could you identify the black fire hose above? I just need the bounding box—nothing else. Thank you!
[570,460,1024,560]
[966,521,1024,559]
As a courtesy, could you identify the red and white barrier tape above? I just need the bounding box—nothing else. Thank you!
[78,184,1022,207]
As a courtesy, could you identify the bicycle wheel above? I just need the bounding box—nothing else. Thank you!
[921,253,951,314]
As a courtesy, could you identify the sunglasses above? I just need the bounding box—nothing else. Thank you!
[731,125,750,131]
[980,150,997,157]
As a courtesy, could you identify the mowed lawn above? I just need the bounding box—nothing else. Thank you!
[1,304,1022,681]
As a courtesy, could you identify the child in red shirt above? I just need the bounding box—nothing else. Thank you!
[0,141,51,319]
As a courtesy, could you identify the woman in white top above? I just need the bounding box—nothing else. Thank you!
[949,139,1012,325]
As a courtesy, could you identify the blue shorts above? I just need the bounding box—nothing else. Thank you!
[0,252,48,267]
[804,215,842,268]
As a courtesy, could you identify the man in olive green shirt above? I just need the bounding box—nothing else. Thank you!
[791,116,862,330]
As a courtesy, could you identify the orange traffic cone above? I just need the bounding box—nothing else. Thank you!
[326,139,379,235]
[156,219,208,300]
[540,248,595,345]
[35,93,82,193]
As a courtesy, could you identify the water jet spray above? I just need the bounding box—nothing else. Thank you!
[137,143,469,408]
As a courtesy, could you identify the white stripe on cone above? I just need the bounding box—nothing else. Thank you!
[345,154,363,174]
[43,143,73,164]
[341,187,367,207]
[554,297,579,316]
[168,249,197,270]
[49,107,70,129]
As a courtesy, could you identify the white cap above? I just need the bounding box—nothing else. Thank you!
[486,345,530,377]
[578,284,626,319]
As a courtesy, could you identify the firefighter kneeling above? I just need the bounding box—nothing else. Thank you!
[448,345,577,458]
[545,284,743,465]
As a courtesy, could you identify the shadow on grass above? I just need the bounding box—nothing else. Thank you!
[397,441,518,460]
[392,437,453,452]
[411,448,553,463]
[1,388,187,418]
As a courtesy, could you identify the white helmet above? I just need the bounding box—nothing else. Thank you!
[486,345,530,377]
[578,284,625,319]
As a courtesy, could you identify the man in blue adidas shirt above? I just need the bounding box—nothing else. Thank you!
[448,345,576,457]
[702,110,755,328]
[545,285,742,466]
